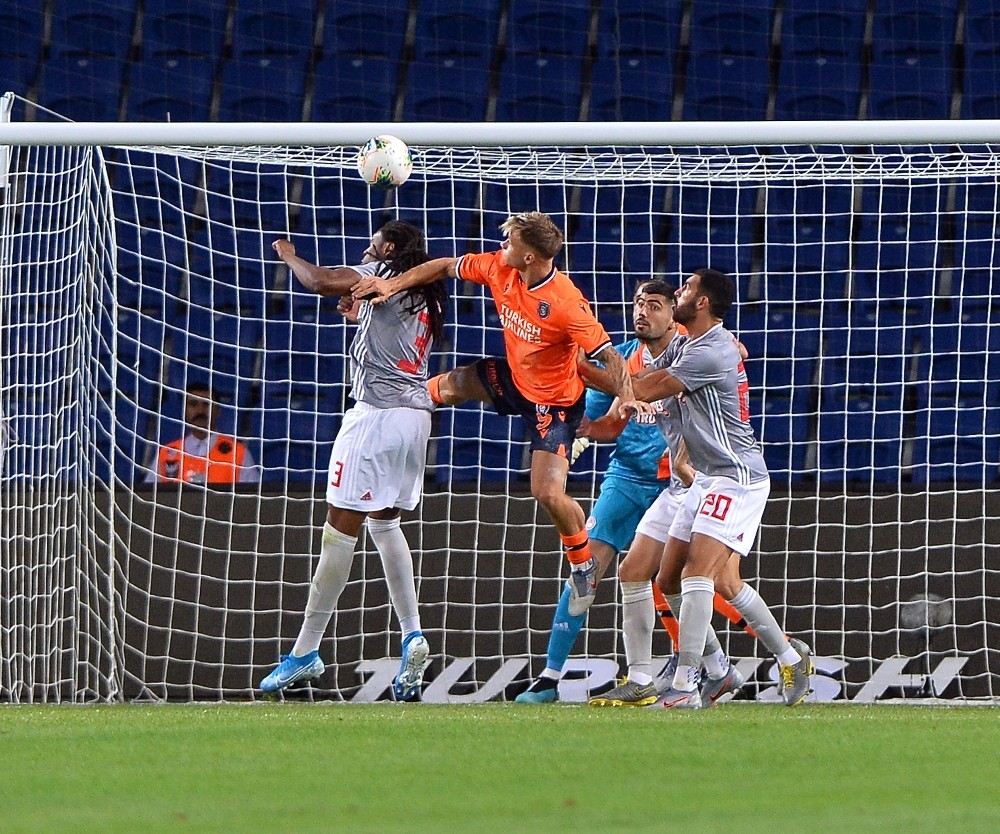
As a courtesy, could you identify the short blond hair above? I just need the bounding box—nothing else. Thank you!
[500,212,564,260]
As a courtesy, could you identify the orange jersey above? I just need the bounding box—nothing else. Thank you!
[457,250,611,405]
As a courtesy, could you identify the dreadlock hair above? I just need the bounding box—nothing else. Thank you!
[374,219,447,343]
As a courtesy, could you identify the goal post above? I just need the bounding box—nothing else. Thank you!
[1,108,998,703]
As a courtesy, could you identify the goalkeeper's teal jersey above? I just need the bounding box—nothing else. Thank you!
[585,338,670,487]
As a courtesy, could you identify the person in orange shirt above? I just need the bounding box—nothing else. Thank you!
[353,211,645,612]
[146,382,259,485]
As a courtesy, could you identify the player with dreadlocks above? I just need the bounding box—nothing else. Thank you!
[262,220,446,701]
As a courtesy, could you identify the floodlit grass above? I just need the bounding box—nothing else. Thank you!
[2,703,999,833]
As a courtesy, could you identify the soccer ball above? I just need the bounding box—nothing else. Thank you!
[356,134,412,187]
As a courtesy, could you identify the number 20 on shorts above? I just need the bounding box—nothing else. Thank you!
[698,492,732,521]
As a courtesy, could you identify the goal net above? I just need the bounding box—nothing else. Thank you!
[2,114,998,703]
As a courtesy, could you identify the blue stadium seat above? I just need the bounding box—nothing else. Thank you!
[142,1,228,59]
[589,56,673,121]
[322,0,407,60]
[681,54,769,120]
[49,0,136,59]
[688,0,775,60]
[598,0,683,59]
[232,1,318,58]
[774,57,861,120]
[507,0,593,58]
[763,184,853,276]
[962,3,1000,119]
[403,56,491,121]
[817,381,910,483]
[495,55,584,121]
[39,56,125,121]
[413,0,501,61]
[664,186,756,275]
[780,0,867,60]
[312,55,398,122]
[218,57,307,121]
[435,406,528,483]
[871,0,958,64]
[868,58,953,119]
[0,6,43,91]
[126,58,214,121]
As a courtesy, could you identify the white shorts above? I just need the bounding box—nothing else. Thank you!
[667,474,770,557]
[635,487,689,544]
[325,402,432,512]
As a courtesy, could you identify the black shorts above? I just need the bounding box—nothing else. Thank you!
[474,357,585,459]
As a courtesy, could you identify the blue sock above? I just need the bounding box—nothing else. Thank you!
[544,583,587,673]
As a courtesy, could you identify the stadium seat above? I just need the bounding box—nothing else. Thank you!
[218,57,308,122]
[412,0,501,61]
[507,0,593,58]
[126,58,214,121]
[142,1,228,60]
[665,186,756,275]
[688,0,775,60]
[589,56,673,121]
[322,0,407,60]
[598,0,683,59]
[402,57,491,121]
[0,6,43,92]
[312,55,398,122]
[763,184,853,276]
[495,55,584,121]
[871,0,958,64]
[779,0,867,60]
[817,381,910,483]
[49,0,137,59]
[681,54,769,120]
[232,0,318,58]
[868,59,952,119]
[38,56,125,121]
[774,57,861,120]
[961,32,1000,119]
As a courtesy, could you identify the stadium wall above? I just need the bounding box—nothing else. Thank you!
[5,488,996,701]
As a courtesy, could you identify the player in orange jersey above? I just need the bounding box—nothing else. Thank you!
[354,211,644,612]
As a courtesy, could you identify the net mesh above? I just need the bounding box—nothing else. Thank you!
[1,136,997,702]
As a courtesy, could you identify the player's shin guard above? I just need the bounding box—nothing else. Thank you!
[621,581,654,685]
[674,576,715,691]
[545,583,586,674]
[560,528,592,566]
[292,523,357,657]
[727,583,795,661]
[368,516,422,637]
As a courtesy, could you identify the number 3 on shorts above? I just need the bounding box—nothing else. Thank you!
[698,492,732,521]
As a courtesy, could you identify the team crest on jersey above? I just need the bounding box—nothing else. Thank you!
[165,461,179,478]
[538,301,550,319]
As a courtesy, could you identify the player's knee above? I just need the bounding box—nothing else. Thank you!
[618,558,644,583]
[531,481,561,510]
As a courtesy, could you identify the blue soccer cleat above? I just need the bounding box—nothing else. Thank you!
[259,651,325,694]
[514,678,559,704]
[391,632,431,702]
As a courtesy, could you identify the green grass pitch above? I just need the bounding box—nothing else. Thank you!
[3,703,999,833]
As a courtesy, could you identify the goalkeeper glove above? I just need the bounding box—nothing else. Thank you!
[570,436,591,464]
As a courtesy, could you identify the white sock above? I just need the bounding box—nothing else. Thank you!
[728,583,800,664]
[292,523,357,657]
[673,576,715,691]
[702,648,731,680]
[621,581,654,685]
[368,516,422,638]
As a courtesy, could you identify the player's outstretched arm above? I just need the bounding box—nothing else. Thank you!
[671,439,696,487]
[352,256,458,305]
[592,345,645,408]
[581,401,630,442]
[631,368,685,403]
[273,239,362,297]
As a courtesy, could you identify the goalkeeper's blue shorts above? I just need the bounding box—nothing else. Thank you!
[585,476,665,554]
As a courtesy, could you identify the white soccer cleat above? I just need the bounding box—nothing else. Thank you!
[391,632,431,702]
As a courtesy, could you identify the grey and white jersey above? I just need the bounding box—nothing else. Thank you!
[653,324,768,485]
[345,261,435,412]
